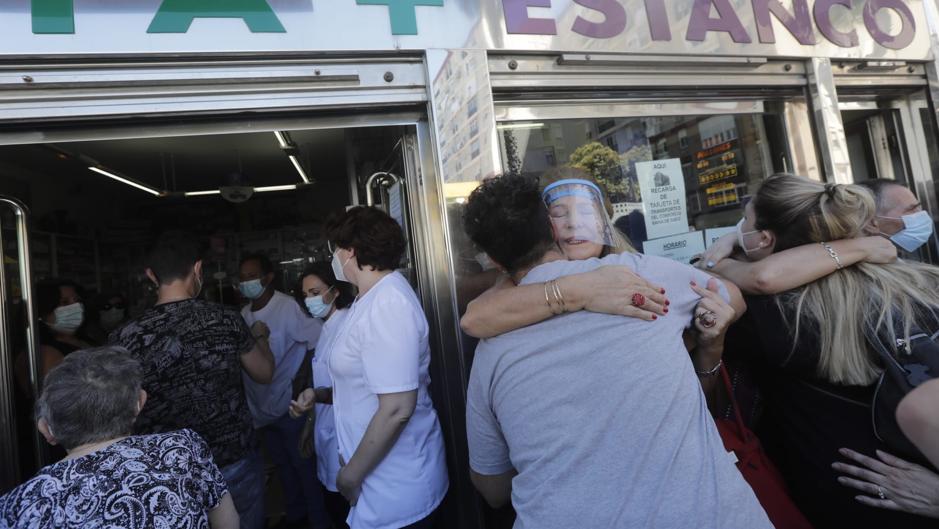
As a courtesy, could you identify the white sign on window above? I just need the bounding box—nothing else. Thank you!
[704,226,738,249]
[636,158,688,240]
[642,231,706,265]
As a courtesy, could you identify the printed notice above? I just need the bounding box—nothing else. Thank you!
[704,226,738,249]
[643,231,706,265]
[637,158,688,240]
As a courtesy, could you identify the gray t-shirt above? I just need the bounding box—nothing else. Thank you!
[467,252,772,529]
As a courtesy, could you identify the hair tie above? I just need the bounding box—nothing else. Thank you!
[823,183,837,198]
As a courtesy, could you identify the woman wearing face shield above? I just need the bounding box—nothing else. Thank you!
[710,174,939,528]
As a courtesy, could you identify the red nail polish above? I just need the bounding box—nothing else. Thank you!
[660,288,666,294]
[652,315,658,320]
[665,300,670,306]
[664,308,669,313]
[690,281,697,287]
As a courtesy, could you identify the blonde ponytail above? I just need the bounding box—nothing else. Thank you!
[755,174,939,385]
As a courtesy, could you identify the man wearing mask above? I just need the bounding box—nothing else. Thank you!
[110,234,274,529]
[238,254,329,529]
[859,179,934,255]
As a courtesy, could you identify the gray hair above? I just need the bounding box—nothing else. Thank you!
[36,346,142,450]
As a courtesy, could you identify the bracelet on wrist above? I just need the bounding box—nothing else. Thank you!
[696,358,723,377]
[820,241,843,270]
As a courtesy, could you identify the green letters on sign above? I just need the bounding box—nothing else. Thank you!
[32,0,75,34]
[148,0,286,33]
[356,0,444,35]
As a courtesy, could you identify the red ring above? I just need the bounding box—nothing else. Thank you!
[631,293,646,307]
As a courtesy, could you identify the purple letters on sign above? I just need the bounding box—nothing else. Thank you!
[686,0,752,43]
[864,0,915,50]
[813,0,858,48]
[643,0,671,41]
[503,0,557,35]
[572,0,627,38]
[752,0,816,45]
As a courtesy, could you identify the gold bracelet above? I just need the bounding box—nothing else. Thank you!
[551,280,566,313]
[544,281,556,314]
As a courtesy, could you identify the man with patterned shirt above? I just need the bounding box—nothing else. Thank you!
[110,234,274,529]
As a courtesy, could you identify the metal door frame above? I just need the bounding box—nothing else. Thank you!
[0,197,40,492]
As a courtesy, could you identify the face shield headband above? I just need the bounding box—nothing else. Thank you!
[542,178,615,249]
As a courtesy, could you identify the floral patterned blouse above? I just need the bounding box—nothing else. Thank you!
[0,429,227,529]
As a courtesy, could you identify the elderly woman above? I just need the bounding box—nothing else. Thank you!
[0,346,239,529]
[324,206,448,529]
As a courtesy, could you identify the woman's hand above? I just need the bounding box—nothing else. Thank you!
[833,448,939,519]
[696,233,737,270]
[571,265,669,322]
[289,388,316,419]
[858,236,898,264]
[691,279,736,346]
[337,456,362,506]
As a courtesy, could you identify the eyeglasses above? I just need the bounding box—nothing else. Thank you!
[327,240,337,255]
[102,303,125,310]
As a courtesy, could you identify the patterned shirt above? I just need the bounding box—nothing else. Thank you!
[110,299,256,467]
[0,429,227,529]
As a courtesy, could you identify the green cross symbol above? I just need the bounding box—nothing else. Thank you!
[356,0,444,35]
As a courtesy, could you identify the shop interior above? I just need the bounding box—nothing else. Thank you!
[0,124,412,519]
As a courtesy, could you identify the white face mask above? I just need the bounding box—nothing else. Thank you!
[50,302,84,334]
[736,218,763,255]
[331,251,352,283]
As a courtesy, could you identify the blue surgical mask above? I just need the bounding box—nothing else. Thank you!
[879,210,934,252]
[305,288,334,319]
[239,279,266,300]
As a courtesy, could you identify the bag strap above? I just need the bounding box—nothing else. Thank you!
[863,321,908,373]
[719,364,750,441]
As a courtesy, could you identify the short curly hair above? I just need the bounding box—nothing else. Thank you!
[462,175,555,275]
[325,207,406,272]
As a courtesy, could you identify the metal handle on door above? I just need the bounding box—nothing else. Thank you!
[0,196,42,481]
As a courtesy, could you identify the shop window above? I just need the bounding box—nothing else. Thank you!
[497,112,790,254]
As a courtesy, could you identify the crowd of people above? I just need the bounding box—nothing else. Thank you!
[1,166,939,529]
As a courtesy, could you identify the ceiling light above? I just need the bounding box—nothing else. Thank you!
[496,122,545,131]
[88,166,162,196]
[255,184,299,192]
[289,156,311,183]
[183,189,222,197]
[273,131,290,149]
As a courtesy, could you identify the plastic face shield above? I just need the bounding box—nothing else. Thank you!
[542,179,615,251]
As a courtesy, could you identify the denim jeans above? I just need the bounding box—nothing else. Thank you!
[261,412,331,528]
[220,450,266,529]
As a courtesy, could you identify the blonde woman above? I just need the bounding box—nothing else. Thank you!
[719,174,939,529]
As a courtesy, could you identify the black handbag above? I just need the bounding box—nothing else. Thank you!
[866,323,939,465]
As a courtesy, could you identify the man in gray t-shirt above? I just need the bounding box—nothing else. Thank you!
[462,176,772,529]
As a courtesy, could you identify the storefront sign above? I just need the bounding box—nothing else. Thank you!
[637,158,689,240]
[503,0,916,50]
[3,0,930,59]
[643,230,706,264]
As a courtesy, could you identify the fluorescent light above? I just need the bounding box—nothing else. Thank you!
[183,190,221,197]
[88,166,161,196]
[255,184,298,192]
[496,122,545,131]
[288,155,311,183]
[273,131,290,149]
